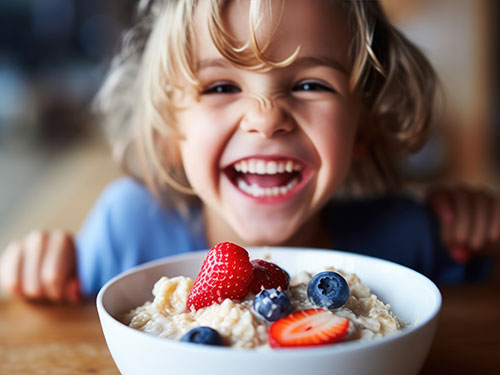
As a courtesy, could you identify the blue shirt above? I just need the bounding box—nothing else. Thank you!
[76,177,489,295]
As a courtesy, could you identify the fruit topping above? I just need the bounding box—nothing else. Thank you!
[307,271,350,310]
[249,259,289,294]
[181,327,223,346]
[253,288,292,322]
[268,308,349,348]
[186,242,254,311]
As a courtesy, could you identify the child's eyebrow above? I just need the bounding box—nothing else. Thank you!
[196,55,348,75]
[291,56,349,75]
[196,58,232,72]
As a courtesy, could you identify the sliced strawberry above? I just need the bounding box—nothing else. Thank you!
[186,242,254,311]
[249,259,289,294]
[269,308,349,348]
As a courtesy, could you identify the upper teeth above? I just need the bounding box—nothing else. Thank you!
[234,159,303,174]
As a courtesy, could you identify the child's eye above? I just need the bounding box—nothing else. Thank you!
[202,83,241,94]
[293,81,336,93]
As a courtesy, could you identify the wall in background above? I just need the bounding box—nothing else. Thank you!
[383,0,499,188]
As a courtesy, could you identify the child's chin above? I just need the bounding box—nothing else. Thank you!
[234,225,294,247]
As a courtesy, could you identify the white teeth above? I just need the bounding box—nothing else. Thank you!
[233,159,303,197]
[266,161,277,174]
[256,160,266,175]
[237,177,298,197]
[248,160,256,173]
[234,159,303,175]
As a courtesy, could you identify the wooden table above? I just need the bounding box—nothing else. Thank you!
[1,283,499,375]
[0,298,118,375]
[420,282,500,374]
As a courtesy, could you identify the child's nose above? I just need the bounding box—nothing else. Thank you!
[240,97,294,138]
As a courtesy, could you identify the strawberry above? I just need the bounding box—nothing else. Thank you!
[249,259,289,294]
[186,242,254,311]
[268,308,349,348]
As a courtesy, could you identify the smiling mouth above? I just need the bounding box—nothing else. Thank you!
[225,158,305,198]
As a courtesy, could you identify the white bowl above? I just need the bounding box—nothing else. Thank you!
[97,247,441,375]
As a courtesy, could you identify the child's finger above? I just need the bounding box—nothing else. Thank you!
[450,245,471,264]
[40,231,76,302]
[488,198,500,243]
[469,191,490,250]
[64,277,82,304]
[427,190,454,246]
[450,189,473,246]
[0,240,24,296]
[21,231,48,299]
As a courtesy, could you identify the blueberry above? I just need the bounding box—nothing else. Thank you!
[307,271,350,310]
[253,288,292,322]
[181,327,223,346]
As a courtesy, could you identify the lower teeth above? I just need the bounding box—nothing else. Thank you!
[237,178,298,197]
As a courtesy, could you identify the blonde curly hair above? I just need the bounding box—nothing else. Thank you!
[94,0,438,207]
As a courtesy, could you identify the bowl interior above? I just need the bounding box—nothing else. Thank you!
[100,247,441,329]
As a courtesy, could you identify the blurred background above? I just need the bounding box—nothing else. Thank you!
[0,0,499,249]
[0,0,133,247]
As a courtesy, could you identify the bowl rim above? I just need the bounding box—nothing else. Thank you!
[96,246,442,356]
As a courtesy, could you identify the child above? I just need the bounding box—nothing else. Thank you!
[1,0,498,303]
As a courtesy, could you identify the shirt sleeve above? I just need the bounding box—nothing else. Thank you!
[75,177,206,295]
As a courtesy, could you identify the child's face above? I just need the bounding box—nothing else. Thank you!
[177,0,362,245]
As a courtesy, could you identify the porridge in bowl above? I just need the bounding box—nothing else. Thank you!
[123,242,402,349]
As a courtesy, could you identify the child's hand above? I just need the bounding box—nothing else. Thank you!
[0,230,81,303]
[427,186,500,263]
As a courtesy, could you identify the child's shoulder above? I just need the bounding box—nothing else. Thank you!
[93,176,203,226]
[323,195,442,278]
[99,176,152,203]
[80,177,205,248]
[327,194,432,226]
[90,177,186,225]
[96,177,165,214]
[324,194,438,256]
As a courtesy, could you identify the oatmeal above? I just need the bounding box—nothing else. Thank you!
[127,276,268,348]
[124,266,401,349]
